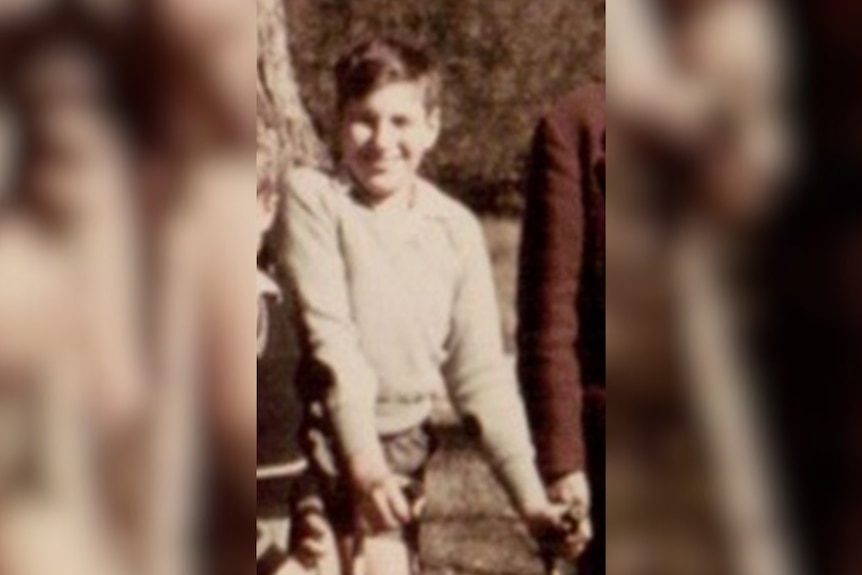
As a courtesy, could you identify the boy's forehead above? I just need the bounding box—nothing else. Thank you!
[344,79,436,113]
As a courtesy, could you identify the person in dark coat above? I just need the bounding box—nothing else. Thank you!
[517,84,606,573]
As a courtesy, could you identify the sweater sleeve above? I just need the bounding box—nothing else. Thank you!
[517,109,588,481]
[442,214,547,513]
[285,170,387,476]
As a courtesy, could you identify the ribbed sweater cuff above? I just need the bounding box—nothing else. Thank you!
[331,406,389,482]
[496,455,549,514]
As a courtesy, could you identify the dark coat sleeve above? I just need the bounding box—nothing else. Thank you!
[517,85,605,480]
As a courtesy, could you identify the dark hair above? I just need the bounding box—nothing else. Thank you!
[335,37,442,113]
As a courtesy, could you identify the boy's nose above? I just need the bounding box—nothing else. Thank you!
[371,122,397,151]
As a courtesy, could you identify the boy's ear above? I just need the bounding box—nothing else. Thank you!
[424,106,442,149]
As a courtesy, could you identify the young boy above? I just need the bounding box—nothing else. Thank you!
[286,38,567,574]
[257,182,335,575]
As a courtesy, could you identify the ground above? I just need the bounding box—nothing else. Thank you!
[422,427,548,575]
[482,217,522,353]
[420,217,550,575]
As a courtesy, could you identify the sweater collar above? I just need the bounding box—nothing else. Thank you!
[336,167,450,221]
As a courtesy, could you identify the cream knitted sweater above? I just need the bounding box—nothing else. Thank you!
[286,168,545,510]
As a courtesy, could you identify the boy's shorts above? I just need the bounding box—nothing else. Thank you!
[309,423,437,539]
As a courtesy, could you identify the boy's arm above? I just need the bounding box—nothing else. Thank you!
[285,171,388,484]
[442,215,547,514]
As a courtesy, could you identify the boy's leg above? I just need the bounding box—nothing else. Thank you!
[273,555,341,575]
[308,424,434,575]
[358,426,433,575]
[352,427,434,575]
[330,484,417,575]
[259,518,340,575]
[273,558,309,575]
[359,534,413,575]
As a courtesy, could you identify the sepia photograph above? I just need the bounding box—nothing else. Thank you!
[3,1,862,575]
[258,1,603,574]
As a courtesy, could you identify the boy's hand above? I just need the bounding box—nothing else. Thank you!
[294,509,335,568]
[356,473,414,533]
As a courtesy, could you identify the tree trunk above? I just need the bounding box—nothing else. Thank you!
[257,0,326,182]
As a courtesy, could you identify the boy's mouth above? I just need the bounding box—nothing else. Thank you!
[367,157,403,173]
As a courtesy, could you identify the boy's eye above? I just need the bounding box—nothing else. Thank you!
[357,110,380,125]
[345,110,375,129]
[349,119,370,132]
[392,116,411,129]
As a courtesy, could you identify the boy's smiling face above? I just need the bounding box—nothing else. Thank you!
[341,81,440,204]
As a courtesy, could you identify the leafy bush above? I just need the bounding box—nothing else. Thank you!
[286,0,604,215]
